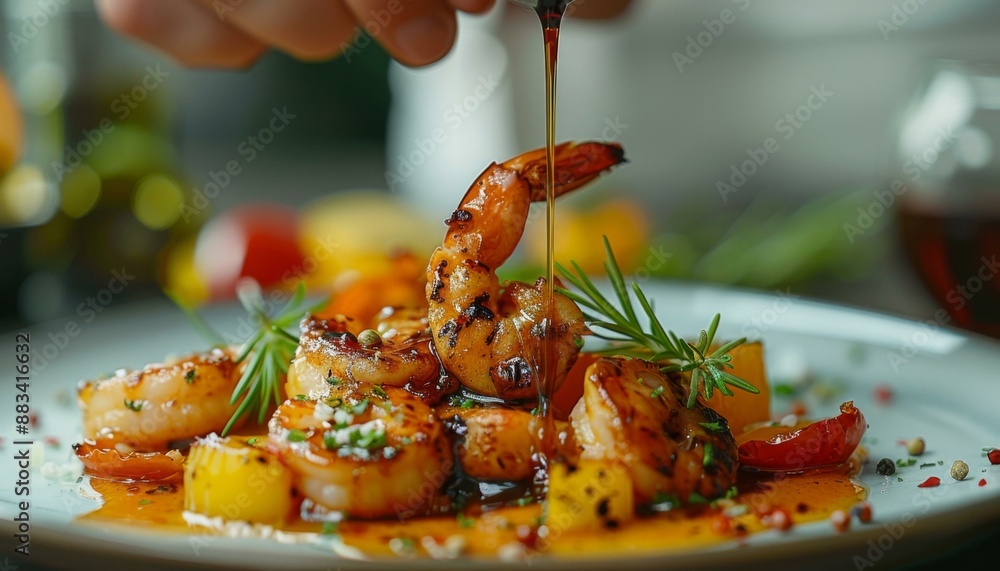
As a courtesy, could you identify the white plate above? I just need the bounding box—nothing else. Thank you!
[2,283,999,570]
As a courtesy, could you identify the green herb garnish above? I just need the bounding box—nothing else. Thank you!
[352,398,370,416]
[172,281,323,436]
[124,399,143,412]
[699,421,725,433]
[184,370,197,384]
[558,236,759,408]
[650,385,665,399]
[703,442,715,468]
[287,429,308,442]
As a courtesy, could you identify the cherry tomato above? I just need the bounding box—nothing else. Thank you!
[737,401,867,472]
[194,204,304,299]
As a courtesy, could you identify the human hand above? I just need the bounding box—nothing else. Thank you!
[96,0,631,69]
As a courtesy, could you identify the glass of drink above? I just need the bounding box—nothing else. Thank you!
[896,60,1000,337]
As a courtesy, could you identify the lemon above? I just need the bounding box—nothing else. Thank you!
[298,191,439,287]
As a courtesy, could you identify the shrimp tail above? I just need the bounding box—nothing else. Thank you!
[503,141,627,202]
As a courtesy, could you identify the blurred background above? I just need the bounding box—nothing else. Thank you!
[3,0,1000,338]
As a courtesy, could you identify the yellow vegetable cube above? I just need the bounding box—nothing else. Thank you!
[547,459,634,534]
[184,435,293,525]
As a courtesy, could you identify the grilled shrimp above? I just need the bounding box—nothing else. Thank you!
[77,347,244,450]
[427,141,625,400]
[437,404,578,482]
[570,357,738,504]
[286,312,446,401]
[269,382,453,519]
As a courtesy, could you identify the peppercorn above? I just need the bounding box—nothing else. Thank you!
[876,458,896,476]
[906,437,925,456]
[358,329,383,348]
[950,460,969,481]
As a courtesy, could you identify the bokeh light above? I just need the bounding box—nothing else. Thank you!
[132,173,183,229]
[59,164,102,218]
[0,164,58,225]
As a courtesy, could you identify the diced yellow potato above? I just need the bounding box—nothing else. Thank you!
[547,460,634,533]
[703,341,771,435]
[184,435,293,525]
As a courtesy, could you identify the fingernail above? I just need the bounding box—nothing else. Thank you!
[394,13,455,66]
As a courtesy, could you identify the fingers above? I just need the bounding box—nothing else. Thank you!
[95,0,266,68]
[342,0,457,67]
[446,0,496,14]
[206,0,358,61]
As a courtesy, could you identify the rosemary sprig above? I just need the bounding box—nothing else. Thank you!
[223,280,323,435]
[170,280,321,435]
[557,236,760,408]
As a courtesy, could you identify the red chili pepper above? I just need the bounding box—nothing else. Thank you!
[988,449,1000,465]
[917,477,940,488]
[737,401,867,472]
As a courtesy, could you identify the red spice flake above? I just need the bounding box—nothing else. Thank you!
[515,524,539,549]
[852,502,873,523]
[830,510,850,533]
[29,412,40,427]
[710,514,732,536]
[789,401,808,417]
[979,479,987,487]
[44,436,60,447]
[917,477,941,488]
[873,385,893,405]
[988,449,1000,465]
[763,508,793,531]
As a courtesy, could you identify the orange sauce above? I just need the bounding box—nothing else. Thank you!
[78,463,866,558]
